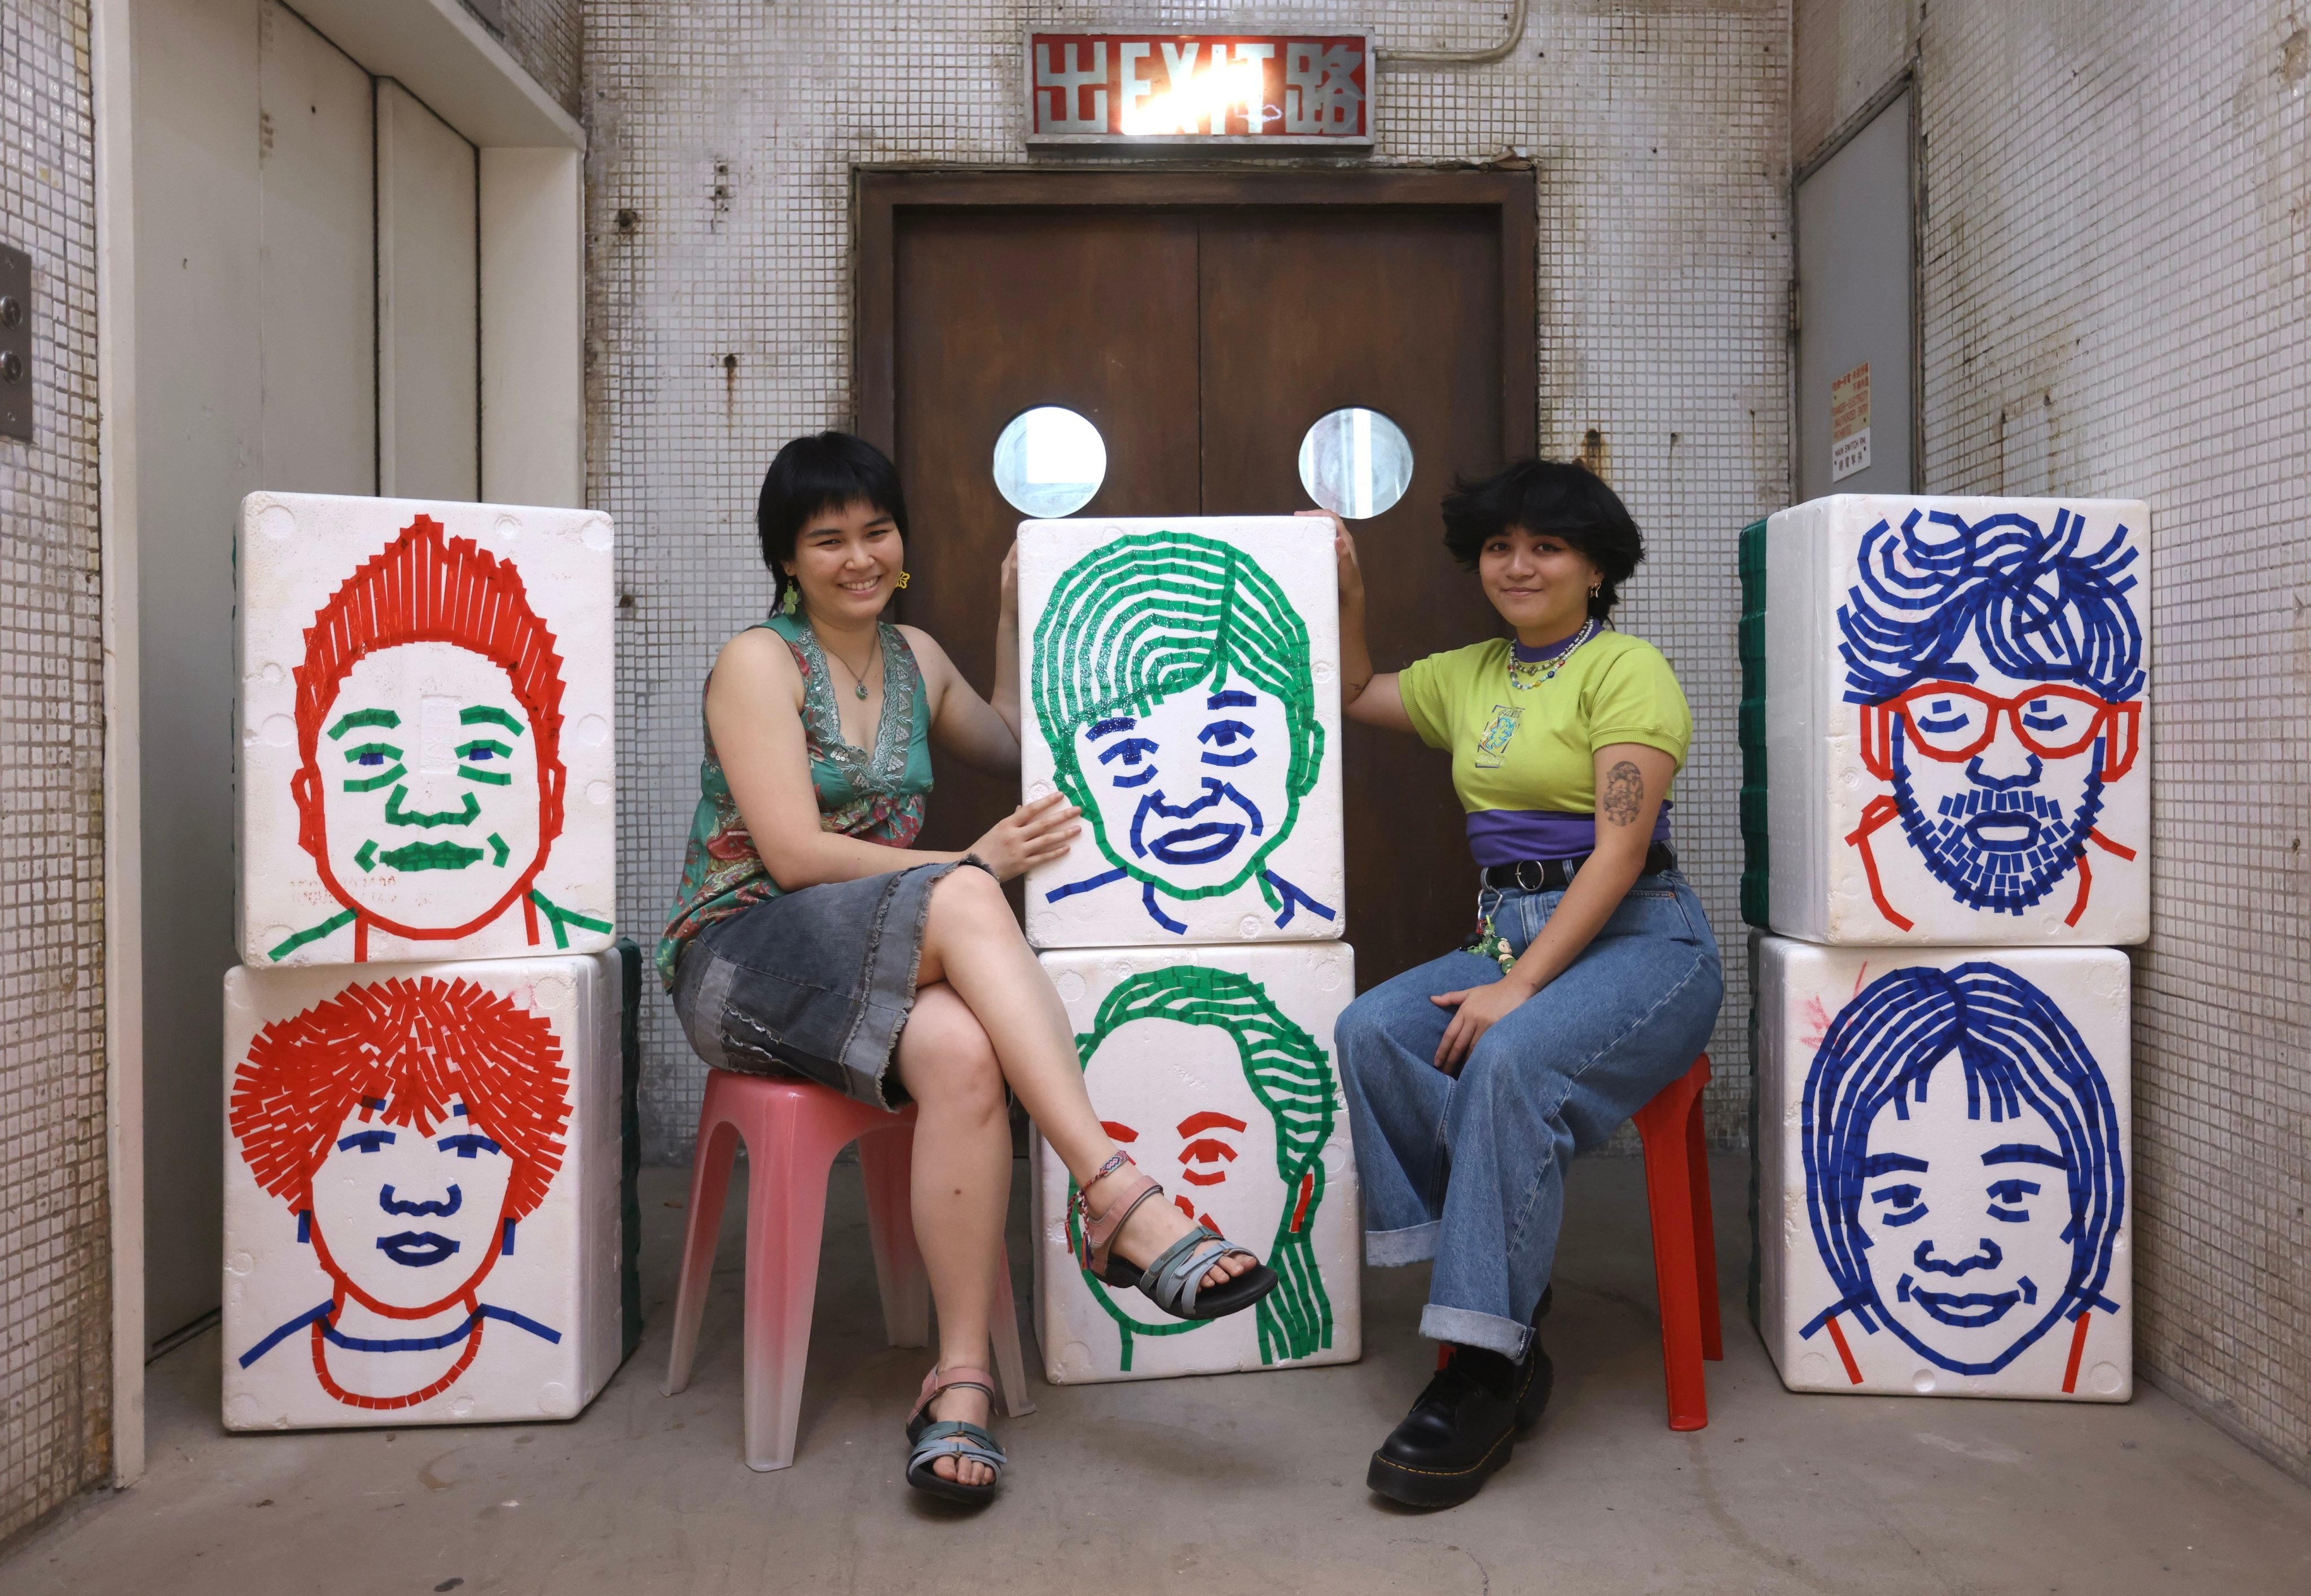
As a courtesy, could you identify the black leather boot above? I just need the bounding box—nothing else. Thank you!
[1367,1287,1556,1508]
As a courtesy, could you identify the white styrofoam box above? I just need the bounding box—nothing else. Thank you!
[1764,495,2149,946]
[236,492,616,968]
[1030,942,1360,1383]
[1017,517,1345,948]
[222,951,626,1428]
[1755,934,2132,1401]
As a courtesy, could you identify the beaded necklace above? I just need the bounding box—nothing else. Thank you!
[1505,617,1598,692]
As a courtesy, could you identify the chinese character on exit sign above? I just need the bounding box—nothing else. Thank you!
[1026,32,1374,146]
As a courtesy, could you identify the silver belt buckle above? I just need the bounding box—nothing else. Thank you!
[1514,859,1546,892]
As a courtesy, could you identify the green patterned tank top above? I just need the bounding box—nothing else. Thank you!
[656,612,933,987]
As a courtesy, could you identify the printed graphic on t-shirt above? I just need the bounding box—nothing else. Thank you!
[1475,704,1523,770]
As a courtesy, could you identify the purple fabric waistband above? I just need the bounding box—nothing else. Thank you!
[1464,804,1675,868]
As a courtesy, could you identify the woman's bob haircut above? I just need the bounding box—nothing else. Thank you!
[1439,458,1645,621]
[756,431,910,608]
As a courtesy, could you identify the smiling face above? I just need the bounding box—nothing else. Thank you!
[1478,524,1601,641]
[307,1096,517,1314]
[310,643,543,932]
[1878,646,2111,912]
[1080,1016,1282,1334]
[1076,674,1295,896]
[1855,1054,2079,1369]
[783,498,902,623]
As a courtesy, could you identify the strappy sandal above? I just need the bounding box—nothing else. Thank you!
[904,1365,1006,1506]
[1073,1154,1278,1321]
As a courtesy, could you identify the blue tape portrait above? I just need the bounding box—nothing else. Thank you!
[1837,505,2143,928]
[1800,962,2124,1378]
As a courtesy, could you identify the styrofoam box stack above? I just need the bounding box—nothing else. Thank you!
[1017,516,1359,1384]
[225,491,625,1430]
[1016,517,1345,949]
[1754,937,2132,1401]
[1030,943,1361,1383]
[1763,495,2149,947]
[1756,494,2146,1403]
[223,951,627,1428]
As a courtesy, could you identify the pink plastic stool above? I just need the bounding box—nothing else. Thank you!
[662,1070,1035,1471]
[1630,1053,1723,1431]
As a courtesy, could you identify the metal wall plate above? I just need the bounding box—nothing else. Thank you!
[0,243,28,442]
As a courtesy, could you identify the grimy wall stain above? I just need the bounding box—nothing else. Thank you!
[582,0,1795,1163]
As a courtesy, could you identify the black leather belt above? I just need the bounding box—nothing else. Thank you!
[1482,842,1677,892]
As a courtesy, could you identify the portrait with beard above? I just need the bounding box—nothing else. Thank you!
[1838,505,2143,929]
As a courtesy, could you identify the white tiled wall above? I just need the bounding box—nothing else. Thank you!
[0,0,110,1538]
[585,0,1795,1161]
[1803,0,2310,1480]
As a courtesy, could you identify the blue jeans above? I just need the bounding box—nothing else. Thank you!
[1335,868,1724,1359]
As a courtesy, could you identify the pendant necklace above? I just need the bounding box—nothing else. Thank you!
[1506,618,1597,692]
[815,625,880,700]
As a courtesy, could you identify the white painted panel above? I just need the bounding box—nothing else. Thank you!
[478,146,584,508]
[1029,942,1360,1383]
[1764,494,2150,946]
[378,80,478,500]
[1755,935,2132,1401]
[221,949,624,1428]
[1796,90,1913,500]
[1017,517,1346,948]
[235,491,617,966]
[256,0,375,494]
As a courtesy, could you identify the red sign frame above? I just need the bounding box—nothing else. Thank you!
[1025,30,1376,147]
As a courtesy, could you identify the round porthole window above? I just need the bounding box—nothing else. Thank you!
[1298,407,1414,520]
[992,406,1108,518]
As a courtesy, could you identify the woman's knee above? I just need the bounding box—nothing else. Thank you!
[926,864,1014,940]
[902,995,1005,1120]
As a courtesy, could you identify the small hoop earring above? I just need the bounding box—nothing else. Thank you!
[1588,584,1601,599]
[895,570,911,590]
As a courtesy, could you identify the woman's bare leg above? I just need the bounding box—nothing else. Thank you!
[915,867,1253,1290]
[893,983,1009,1488]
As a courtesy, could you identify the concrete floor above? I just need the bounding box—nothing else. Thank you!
[7,1155,2310,1596]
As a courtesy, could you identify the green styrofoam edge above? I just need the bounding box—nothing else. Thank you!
[1738,519,1769,929]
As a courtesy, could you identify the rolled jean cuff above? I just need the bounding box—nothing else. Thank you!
[1365,1221,1441,1268]
[1420,1304,1534,1361]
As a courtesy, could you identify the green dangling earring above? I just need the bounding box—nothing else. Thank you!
[780,579,799,617]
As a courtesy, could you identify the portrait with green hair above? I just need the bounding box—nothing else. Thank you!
[1031,529,1336,937]
[1062,964,1341,1373]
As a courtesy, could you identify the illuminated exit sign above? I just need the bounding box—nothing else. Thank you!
[1025,30,1375,147]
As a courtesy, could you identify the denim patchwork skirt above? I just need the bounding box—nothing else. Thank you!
[669,858,982,1110]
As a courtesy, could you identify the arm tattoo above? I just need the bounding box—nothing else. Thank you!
[1601,760,1645,827]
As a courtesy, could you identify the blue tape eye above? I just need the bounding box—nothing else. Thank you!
[436,1133,503,1160]
[1917,714,1970,733]
[1098,737,1158,767]
[1870,1184,1927,1226]
[1986,1178,2040,1221]
[336,1130,396,1154]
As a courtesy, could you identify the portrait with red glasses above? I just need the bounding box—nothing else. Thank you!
[1838,505,2145,933]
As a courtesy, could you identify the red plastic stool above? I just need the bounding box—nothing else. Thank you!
[1630,1053,1723,1431]
[662,1070,1034,1471]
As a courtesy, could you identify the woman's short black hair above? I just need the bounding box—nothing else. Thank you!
[756,431,909,605]
[1439,458,1645,621]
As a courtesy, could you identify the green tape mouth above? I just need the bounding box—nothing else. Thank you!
[378,841,486,872]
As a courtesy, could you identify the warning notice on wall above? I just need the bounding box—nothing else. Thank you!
[1026,32,1374,145]
[1830,361,1872,482]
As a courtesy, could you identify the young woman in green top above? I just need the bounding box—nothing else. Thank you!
[662,433,1276,1504]
[1307,459,1724,1508]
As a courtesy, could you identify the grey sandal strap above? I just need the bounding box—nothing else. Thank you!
[908,1420,1006,1475]
[1139,1227,1253,1317]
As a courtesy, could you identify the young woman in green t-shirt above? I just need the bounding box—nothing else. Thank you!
[1304,459,1724,1508]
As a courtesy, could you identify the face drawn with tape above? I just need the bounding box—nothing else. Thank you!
[1065,966,1337,1371]
[1800,963,2124,1384]
[1033,531,1335,935]
[274,515,608,962]
[1838,507,2143,929]
[229,976,573,1410]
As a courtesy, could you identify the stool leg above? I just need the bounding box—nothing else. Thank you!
[988,1242,1037,1418]
[663,1116,740,1397]
[1686,1088,1724,1362]
[1637,1090,1710,1432]
[741,1106,843,1472]
[859,1123,932,1349]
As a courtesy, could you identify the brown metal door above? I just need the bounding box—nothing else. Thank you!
[869,173,1534,987]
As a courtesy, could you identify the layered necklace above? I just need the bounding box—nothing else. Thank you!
[1505,617,1598,692]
